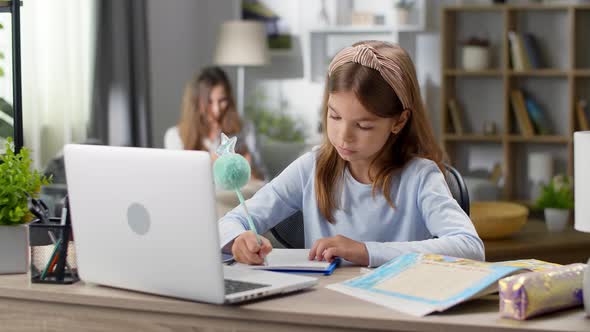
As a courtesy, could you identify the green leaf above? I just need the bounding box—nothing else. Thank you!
[245,93,306,143]
[0,138,53,225]
[534,174,574,210]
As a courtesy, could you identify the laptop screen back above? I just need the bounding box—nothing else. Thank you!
[65,144,226,303]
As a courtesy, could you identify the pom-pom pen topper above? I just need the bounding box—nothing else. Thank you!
[213,133,265,261]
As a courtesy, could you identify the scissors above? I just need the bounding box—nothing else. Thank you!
[28,196,50,224]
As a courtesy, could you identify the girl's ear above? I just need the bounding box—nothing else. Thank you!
[391,110,410,134]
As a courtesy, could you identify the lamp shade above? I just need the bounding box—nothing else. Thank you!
[214,20,269,66]
[574,131,590,233]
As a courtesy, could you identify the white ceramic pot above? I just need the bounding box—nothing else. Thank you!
[544,208,570,232]
[0,224,30,274]
[462,46,490,71]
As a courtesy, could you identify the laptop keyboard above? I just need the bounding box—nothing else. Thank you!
[224,279,269,295]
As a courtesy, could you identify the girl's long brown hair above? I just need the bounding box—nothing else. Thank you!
[177,67,241,150]
[315,41,444,223]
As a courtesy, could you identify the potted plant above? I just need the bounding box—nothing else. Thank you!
[394,0,415,25]
[461,37,491,71]
[245,92,307,178]
[0,138,51,274]
[534,174,574,232]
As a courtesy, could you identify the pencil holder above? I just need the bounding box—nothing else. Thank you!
[29,218,79,284]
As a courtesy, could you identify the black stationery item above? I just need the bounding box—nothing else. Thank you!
[28,196,50,224]
[53,196,71,282]
[30,196,79,284]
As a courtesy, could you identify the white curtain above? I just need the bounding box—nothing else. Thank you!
[21,0,95,169]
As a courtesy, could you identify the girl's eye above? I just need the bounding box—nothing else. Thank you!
[329,115,341,120]
[357,124,372,130]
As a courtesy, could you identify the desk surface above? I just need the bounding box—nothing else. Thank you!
[485,219,590,264]
[0,267,588,332]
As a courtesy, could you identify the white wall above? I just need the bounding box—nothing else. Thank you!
[245,0,400,143]
[147,0,238,148]
[146,0,461,147]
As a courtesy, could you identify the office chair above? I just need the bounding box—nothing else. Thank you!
[270,164,470,249]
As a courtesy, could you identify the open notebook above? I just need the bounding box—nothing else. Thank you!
[233,249,340,275]
[326,253,561,316]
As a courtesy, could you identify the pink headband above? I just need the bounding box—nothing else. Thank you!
[328,44,411,111]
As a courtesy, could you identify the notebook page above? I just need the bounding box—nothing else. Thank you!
[265,249,332,270]
[233,249,333,271]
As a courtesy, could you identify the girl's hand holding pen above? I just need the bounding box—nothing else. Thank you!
[214,134,271,265]
[232,231,273,265]
[309,235,369,266]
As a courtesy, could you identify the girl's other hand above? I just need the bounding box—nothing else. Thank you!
[308,235,369,266]
[231,231,272,265]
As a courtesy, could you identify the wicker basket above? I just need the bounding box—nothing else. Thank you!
[470,201,529,240]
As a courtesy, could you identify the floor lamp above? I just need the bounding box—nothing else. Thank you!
[214,20,269,116]
[574,131,590,317]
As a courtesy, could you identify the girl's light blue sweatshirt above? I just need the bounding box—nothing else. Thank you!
[219,151,485,267]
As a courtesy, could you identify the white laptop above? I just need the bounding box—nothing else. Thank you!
[64,144,318,304]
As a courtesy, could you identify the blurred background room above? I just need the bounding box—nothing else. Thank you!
[2,0,590,263]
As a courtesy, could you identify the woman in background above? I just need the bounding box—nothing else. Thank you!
[165,66,266,180]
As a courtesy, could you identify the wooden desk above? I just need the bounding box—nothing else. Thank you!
[485,219,590,264]
[0,267,588,331]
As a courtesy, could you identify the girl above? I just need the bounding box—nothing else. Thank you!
[165,66,266,179]
[219,41,484,267]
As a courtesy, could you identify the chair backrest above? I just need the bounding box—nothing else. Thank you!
[444,164,470,216]
[271,163,470,249]
[270,211,305,249]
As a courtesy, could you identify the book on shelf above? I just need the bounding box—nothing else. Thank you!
[447,98,464,135]
[508,31,541,71]
[326,253,561,317]
[508,31,529,71]
[510,89,535,137]
[522,33,543,69]
[524,95,552,135]
[517,33,532,70]
[577,99,589,131]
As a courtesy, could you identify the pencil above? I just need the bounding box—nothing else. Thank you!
[40,238,62,280]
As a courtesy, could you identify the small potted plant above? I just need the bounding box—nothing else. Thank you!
[394,0,415,25]
[461,37,491,71]
[534,174,574,232]
[0,138,51,274]
[245,91,307,179]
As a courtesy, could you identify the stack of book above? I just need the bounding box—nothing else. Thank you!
[510,89,552,136]
[508,31,543,71]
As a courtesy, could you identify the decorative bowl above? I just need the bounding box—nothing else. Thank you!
[470,201,529,240]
